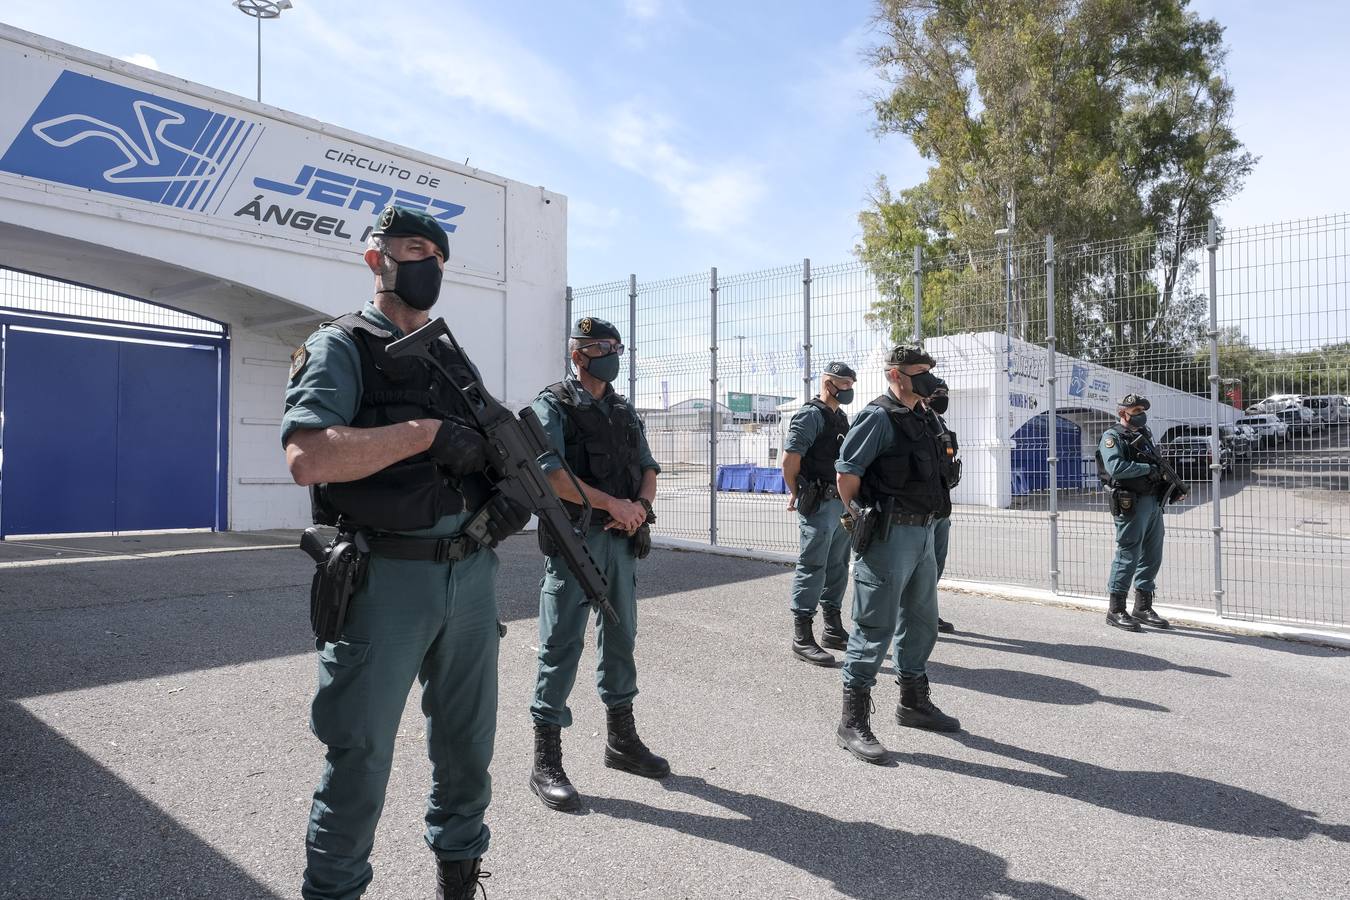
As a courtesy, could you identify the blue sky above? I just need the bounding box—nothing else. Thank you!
[3,0,1347,288]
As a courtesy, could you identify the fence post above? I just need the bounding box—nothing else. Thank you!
[1207,219,1225,617]
[912,245,922,343]
[802,258,812,402]
[628,274,638,403]
[564,285,573,377]
[709,266,719,546]
[1045,234,1059,594]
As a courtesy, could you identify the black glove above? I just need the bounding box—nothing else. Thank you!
[429,418,488,476]
[483,493,532,545]
[633,524,652,560]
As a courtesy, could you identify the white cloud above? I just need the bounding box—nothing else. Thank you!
[605,104,766,234]
[119,52,160,71]
[622,0,663,20]
[286,3,761,239]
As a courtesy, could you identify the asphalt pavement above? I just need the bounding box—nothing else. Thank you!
[1,536,1347,899]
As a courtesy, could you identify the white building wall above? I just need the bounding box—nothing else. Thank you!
[0,25,568,532]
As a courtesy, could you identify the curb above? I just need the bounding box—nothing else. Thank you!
[650,536,1350,651]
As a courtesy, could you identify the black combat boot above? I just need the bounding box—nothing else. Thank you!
[820,608,849,650]
[792,615,837,666]
[897,674,961,732]
[836,685,888,764]
[1106,591,1141,631]
[529,723,580,811]
[1131,590,1170,628]
[436,857,490,900]
[937,617,955,634]
[604,705,670,778]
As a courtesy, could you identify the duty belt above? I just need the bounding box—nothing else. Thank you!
[890,511,938,527]
[821,483,841,500]
[366,533,481,563]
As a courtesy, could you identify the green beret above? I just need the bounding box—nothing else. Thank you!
[571,316,622,343]
[372,205,449,262]
[824,361,857,380]
[886,344,936,368]
[1119,393,1150,410]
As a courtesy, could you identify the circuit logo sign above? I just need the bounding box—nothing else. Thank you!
[0,70,257,213]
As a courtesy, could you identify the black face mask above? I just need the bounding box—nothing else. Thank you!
[584,351,622,383]
[383,253,442,311]
[1126,411,1148,429]
[909,371,942,397]
[928,391,950,415]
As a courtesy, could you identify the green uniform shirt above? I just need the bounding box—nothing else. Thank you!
[785,404,825,456]
[1097,426,1154,483]
[835,402,900,478]
[530,378,661,476]
[281,301,401,446]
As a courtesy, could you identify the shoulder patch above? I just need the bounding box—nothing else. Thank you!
[289,345,309,380]
[1103,436,1116,449]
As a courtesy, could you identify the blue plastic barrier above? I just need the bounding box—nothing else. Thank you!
[752,467,788,493]
[716,464,754,492]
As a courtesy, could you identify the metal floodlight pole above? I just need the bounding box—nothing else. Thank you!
[1207,219,1225,617]
[233,0,292,103]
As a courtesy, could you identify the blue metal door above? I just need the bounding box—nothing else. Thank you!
[1,325,223,536]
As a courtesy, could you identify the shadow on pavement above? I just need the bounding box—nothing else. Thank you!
[877,662,1171,712]
[943,631,1232,676]
[588,774,1084,900]
[1163,626,1349,657]
[495,535,785,623]
[897,732,1350,843]
[0,703,285,900]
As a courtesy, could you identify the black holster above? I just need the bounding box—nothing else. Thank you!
[1110,488,1137,518]
[796,477,824,517]
[302,527,370,643]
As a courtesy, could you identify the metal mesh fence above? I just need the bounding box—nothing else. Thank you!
[1,266,225,334]
[570,213,1350,630]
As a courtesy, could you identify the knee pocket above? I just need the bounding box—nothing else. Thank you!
[311,639,373,750]
[852,564,893,630]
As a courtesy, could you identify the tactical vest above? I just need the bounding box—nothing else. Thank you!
[310,312,490,532]
[858,393,947,516]
[1094,425,1154,493]
[544,380,643,523]
[800,399,850,484]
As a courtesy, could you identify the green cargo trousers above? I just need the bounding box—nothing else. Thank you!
[790,497,850,618]
[302,538,500,900]
[934,515,951,580]
[531,527,639,728]
[1108,492,1165,594]
[841,521,939,691]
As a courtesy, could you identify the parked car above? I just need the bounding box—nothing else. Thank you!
[1160,428,1233,478]
[1275,406,1317,437]
[1236,413,1289,443]
[1222,424,1259,462]
[1303,395,1350,426]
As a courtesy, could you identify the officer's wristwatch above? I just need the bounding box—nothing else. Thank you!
[637,497,655,522]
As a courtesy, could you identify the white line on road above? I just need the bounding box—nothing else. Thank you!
[0,544,294,570]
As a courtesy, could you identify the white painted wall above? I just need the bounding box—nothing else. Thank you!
[0,24,567,532]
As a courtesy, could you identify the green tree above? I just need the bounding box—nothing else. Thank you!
[858,0,1255,370]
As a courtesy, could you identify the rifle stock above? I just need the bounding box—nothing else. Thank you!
[387,318,617,621]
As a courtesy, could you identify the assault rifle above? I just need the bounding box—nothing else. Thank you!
[1126,430,1190,505]
[387,318,616,622]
